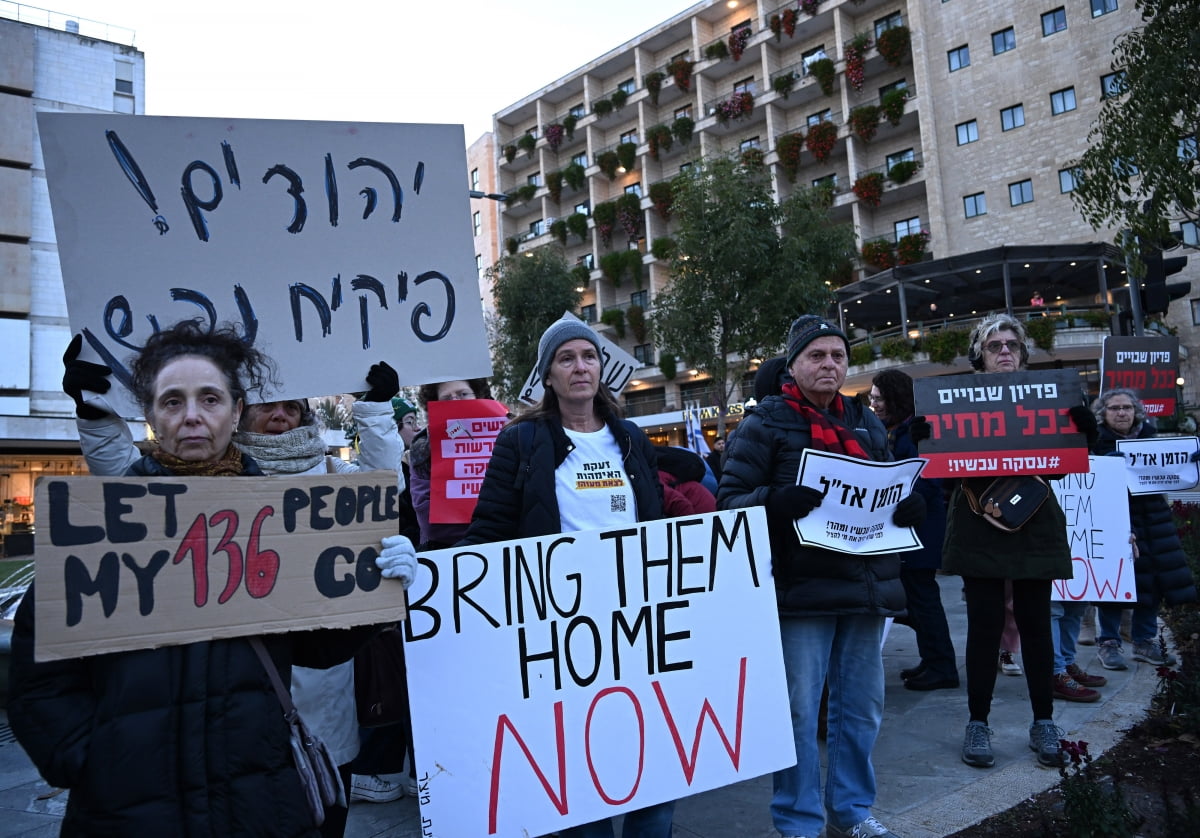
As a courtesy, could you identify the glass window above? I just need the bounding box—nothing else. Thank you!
[679,162,693,174]
[1058,167,1080,192]
[740,136,761,150]
[1179,135,1198,161]
[1042,7,1067,36]
[992,27,1015,54]
[1091,0,1117,16]
[808,108,832,127]
[470,168,480,190]
[630,290,648,308]
[801,46,827,75]
[634,344,654,364]
[956,119,979,145]
[879,79,908,97]
[472,211,481,235]
[874,12,902,38]
[530,218,545,236]
[114,61,133,94]
[674,105,693,120]
[571,152,587,168]
[569,103,586,119]
[527,171,542,187]
[1182,221,1198,247]
[1050,87,1077,115]
[964,192,987,218]
[733,76,756,95]
[886,148,915,168]
[624,182,642,197]
[1101,71,1126,98]
[1009,179,1034,206]
[475,254,482,276]
[574,201,590,216]
[894,217,921,240]
[948,45,970,72]
[618,78,636,95]
[578,252,595,270]
[1001,104,1025,131]
[581,303,597,323]
[620,129,638,145]
[812,173,837,189]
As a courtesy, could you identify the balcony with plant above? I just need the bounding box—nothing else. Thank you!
[807,57,836,96]
[768,7,799,41]
[713,90,755,124]
[772,70,797,100]
[543,123,566,152]
[644,70,665,105]
[843,32,872,92]
[805,119,839,162]
[666,57,695,92]
[593,98,614,119]
[799,0,819,14]
[566,211,590,242]
[671,115,695,146]
[591,200,617,248]
[615,192,643,239]
[502,143,518,164]
[517,132,537,158]
[646,124,674,160]
[702,37,730,62]
[852,172,885,207]
[848,104,881,142]
[545,169,564,203]
[887,158,920,184]
[649,180,674,220]
[776,132,805,182]
[876,25,911,68]
[860,238,896,272]
[895,229,930,265]
[728,26,752,61]
[616,141,638,172]
[596,150,621,180]
[879,88,909,127]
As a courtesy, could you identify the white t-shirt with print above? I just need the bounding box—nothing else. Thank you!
[557,427,638,532]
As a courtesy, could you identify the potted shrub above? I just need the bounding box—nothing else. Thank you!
[563,161,587,191]
[880,337,914,362]
[667,57,694,92]
[799,0,818,15]
[850,343,875,366]
[517,132,537,158]
[861,238,895,271]
[514,183,537,203]
[549,219,568,245]
[644,70,665,105]
[772,71,797,99]
[611,88,629,110]
[646,123,674,159]
[705,39,729,61]
[729,27,751,62]
[659,352,677,380]
[649,180,674,219]
[505,236,519,255]
[571,264,591,287]
[615,192,643,238]
[848,104,880,142]
[777,132,804,182]
[715,91,754,124]
[805,120,838,162]
[671,115,695,145]
[600,306,627,336]
[808,57,836,96]
[852,172,885,207]
[876,25,911,67]
[546,169,564,202]
[769,14,784,41]
[651,236,676,260]
[923,327,971,365]
[1025,316,1057,353]
[591,200,617,247]
[596,150,620,180]
[616,141,638,172]
[627,304,647,343]
[880,88,907,126]
[543,123,566,152]
[562,113,578,140]
[844,32,872,92]
[623,249,646,288]
[503,144,517,164]
[895,230,930,265]
[887,159,918,184]
[593,98,614,118]
[741,147,766,168]
[566,211,590,241]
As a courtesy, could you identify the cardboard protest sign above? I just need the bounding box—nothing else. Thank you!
[1049,457,1135,603]
[428,399,509,524]
[518,312,639,406]
[402,508,794,838]
[1114,436,1200,495]
[33,472,406,661]
[793,450,925,554]
[38,113,491,417]
[1101,336,1179,417]
[913,370,1089,478]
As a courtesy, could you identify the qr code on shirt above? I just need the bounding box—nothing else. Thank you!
[610,495,627,513]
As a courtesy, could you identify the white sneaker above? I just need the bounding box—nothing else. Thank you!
[349,773,405,803]
[403,774,420,797]
[998,649,1023,676]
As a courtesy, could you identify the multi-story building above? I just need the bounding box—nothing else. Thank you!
[0,8,144,553]
[488,0,1196,442]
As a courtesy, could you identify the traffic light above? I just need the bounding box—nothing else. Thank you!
[1142,246,1189,314]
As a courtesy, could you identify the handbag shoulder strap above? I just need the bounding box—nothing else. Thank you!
[249,637,298,722]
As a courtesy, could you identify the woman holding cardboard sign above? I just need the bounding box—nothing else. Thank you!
[9,320,416,838]
[460,318,672,838]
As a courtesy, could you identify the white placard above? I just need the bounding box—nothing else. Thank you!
[403,509,795,838]
[518,312,640,405]
[1049,457,1136,603]
[793,450,925,554]
[1113,436,1200,495]
[38,113,491,416]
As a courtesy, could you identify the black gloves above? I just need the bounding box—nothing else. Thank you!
[1068,405,1099,448]
[892,492,927,528]
[765,485,824,523]
[62,334,112,420]
[910,416,931,445]
[1190,450,1200,463]
[363,361,400,402]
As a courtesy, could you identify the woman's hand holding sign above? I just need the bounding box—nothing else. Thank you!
[376,534,418,588]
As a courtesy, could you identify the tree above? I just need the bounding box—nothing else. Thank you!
[1070,0,1200,249]
[488,247,581,403]
[650,155,853,434]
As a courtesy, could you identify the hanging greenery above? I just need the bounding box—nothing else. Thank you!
[549,219,568,245]
[773,71,797,99]
[593,98,614,118]
[596,150,621,180]
[880,88,907,126]
[517,132,537,158]
[611,88,629,110]
[546,169,564,203]
[616,141,638,172]
[876,26,911,67]
[591,200,617,247]
[566,211,590,241]
[648,180,674,220]
[887,159,918,184]
[808,57,836,96]
[600,306,627,337]
[644,71,665,105]
[848,104,881,142]
[615,192,643,238]
[776,132,805,182]
[805,120,838,162]
[671,115,695,145]
[562,113,578,140]
[503,144,517,164]
[659,352,677,380]
[666,57,694,92]
[562,162,587,192]
[646,124,674,159]
[651,236,676,260]
[627,304,647,343]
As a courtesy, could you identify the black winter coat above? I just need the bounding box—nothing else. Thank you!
[717,393,906,618]
[8,453,374,838]
[1094,423,1198,607]
[460,411,664,543]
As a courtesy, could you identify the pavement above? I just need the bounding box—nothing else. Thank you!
[0,574,1167,838]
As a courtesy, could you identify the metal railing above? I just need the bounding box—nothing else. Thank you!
[0,1,135,45]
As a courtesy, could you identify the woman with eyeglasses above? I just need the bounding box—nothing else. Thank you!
[1090,388,1197,671]
[940,314,1094,771]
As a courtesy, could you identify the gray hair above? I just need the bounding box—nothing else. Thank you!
[1092,388,1146,430]
[968,313,1031,370]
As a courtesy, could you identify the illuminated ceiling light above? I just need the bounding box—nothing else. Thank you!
[908,329,920,339]
[885,288,892,293]
[726,0,738,6]
[689,369,699,376]
[575,286,586,292]
[975,269,982,274]
[924,279,931,283]
[1055,295,1062,301]
[1178,377,1186,387]
[1024,263,1031,268]
[630,379,642,386]
[856,299,862,304]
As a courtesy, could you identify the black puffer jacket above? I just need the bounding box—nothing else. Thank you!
[717,393,906,618]
[460,411,663,543]
[8,453,375,838]
[1094,423,1199,607]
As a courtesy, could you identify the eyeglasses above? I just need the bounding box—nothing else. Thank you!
[1105,405,1135,413]
[983,340,1022,355]
[868,394,885,404]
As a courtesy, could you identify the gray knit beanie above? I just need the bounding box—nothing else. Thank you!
[536,318,602,383]
[784,315,850,366]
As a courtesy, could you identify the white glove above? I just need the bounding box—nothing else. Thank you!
[376,534,417,588]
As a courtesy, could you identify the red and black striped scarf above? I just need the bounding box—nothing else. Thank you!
[781,382,869,460]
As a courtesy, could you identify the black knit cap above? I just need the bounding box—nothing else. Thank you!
[784,315,850,367]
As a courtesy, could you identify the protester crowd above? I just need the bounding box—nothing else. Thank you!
[8,309,1197,838]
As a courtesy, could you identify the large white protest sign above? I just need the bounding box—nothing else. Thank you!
[1049,457,1135,603]
[39,114,491,416]
[793,450,925,554]
[1113,436,1200,495]
[518,312,640,405]
[402,508,794,837]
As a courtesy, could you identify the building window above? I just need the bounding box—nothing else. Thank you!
[527,171,542,187]
[956,119,979,145]
[620,129,638,145]
[948,45,970,72]
[571,152,587,168]
[578,252,595,270]
[874,12,903,38]
[731,20,751,35]
[733,76,756,95]
[1091,0,1118,16]
[624,182,642,197]
[633,344,654,364]
[1178,135,1197,161]
[1050,87,1077,115]
[475,254,483,277]
[812,173,837,189]
[472,211,481,235]
[674,105,692,120]
[574,201,590,216]
[114,60,134,94]
[1009,179,1034,206]
[894,217,921,240]
[1101,71,1126,98]
[1001,104,1025,131]
[1182,221,1198,246]
[618,78,636,95]
[630,290,648,308]
[470,168,480,190]
[992,27,1016,54]
[581,303,597,323]
[801,46,827,75]
[886,148,915,169]
[808,108,832,127]
[964,192,987,218]
[1059,167,1080,192]
[1113,157,1139,177]
[740,136,761,150]
[879,79,907,98]
[1041,7,1067,36]
[679,162,693,174]
[526,125,539,139]
[530,218,545,236]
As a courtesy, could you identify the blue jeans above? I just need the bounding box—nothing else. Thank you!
[1097,603,1159,646]
[1051,601,1087,672]
[771,615,885,837]
[559,802,675,838]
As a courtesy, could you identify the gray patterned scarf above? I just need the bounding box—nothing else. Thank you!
[233,425,326,474]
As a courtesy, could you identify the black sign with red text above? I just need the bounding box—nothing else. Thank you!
[1100,336,1179,417]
